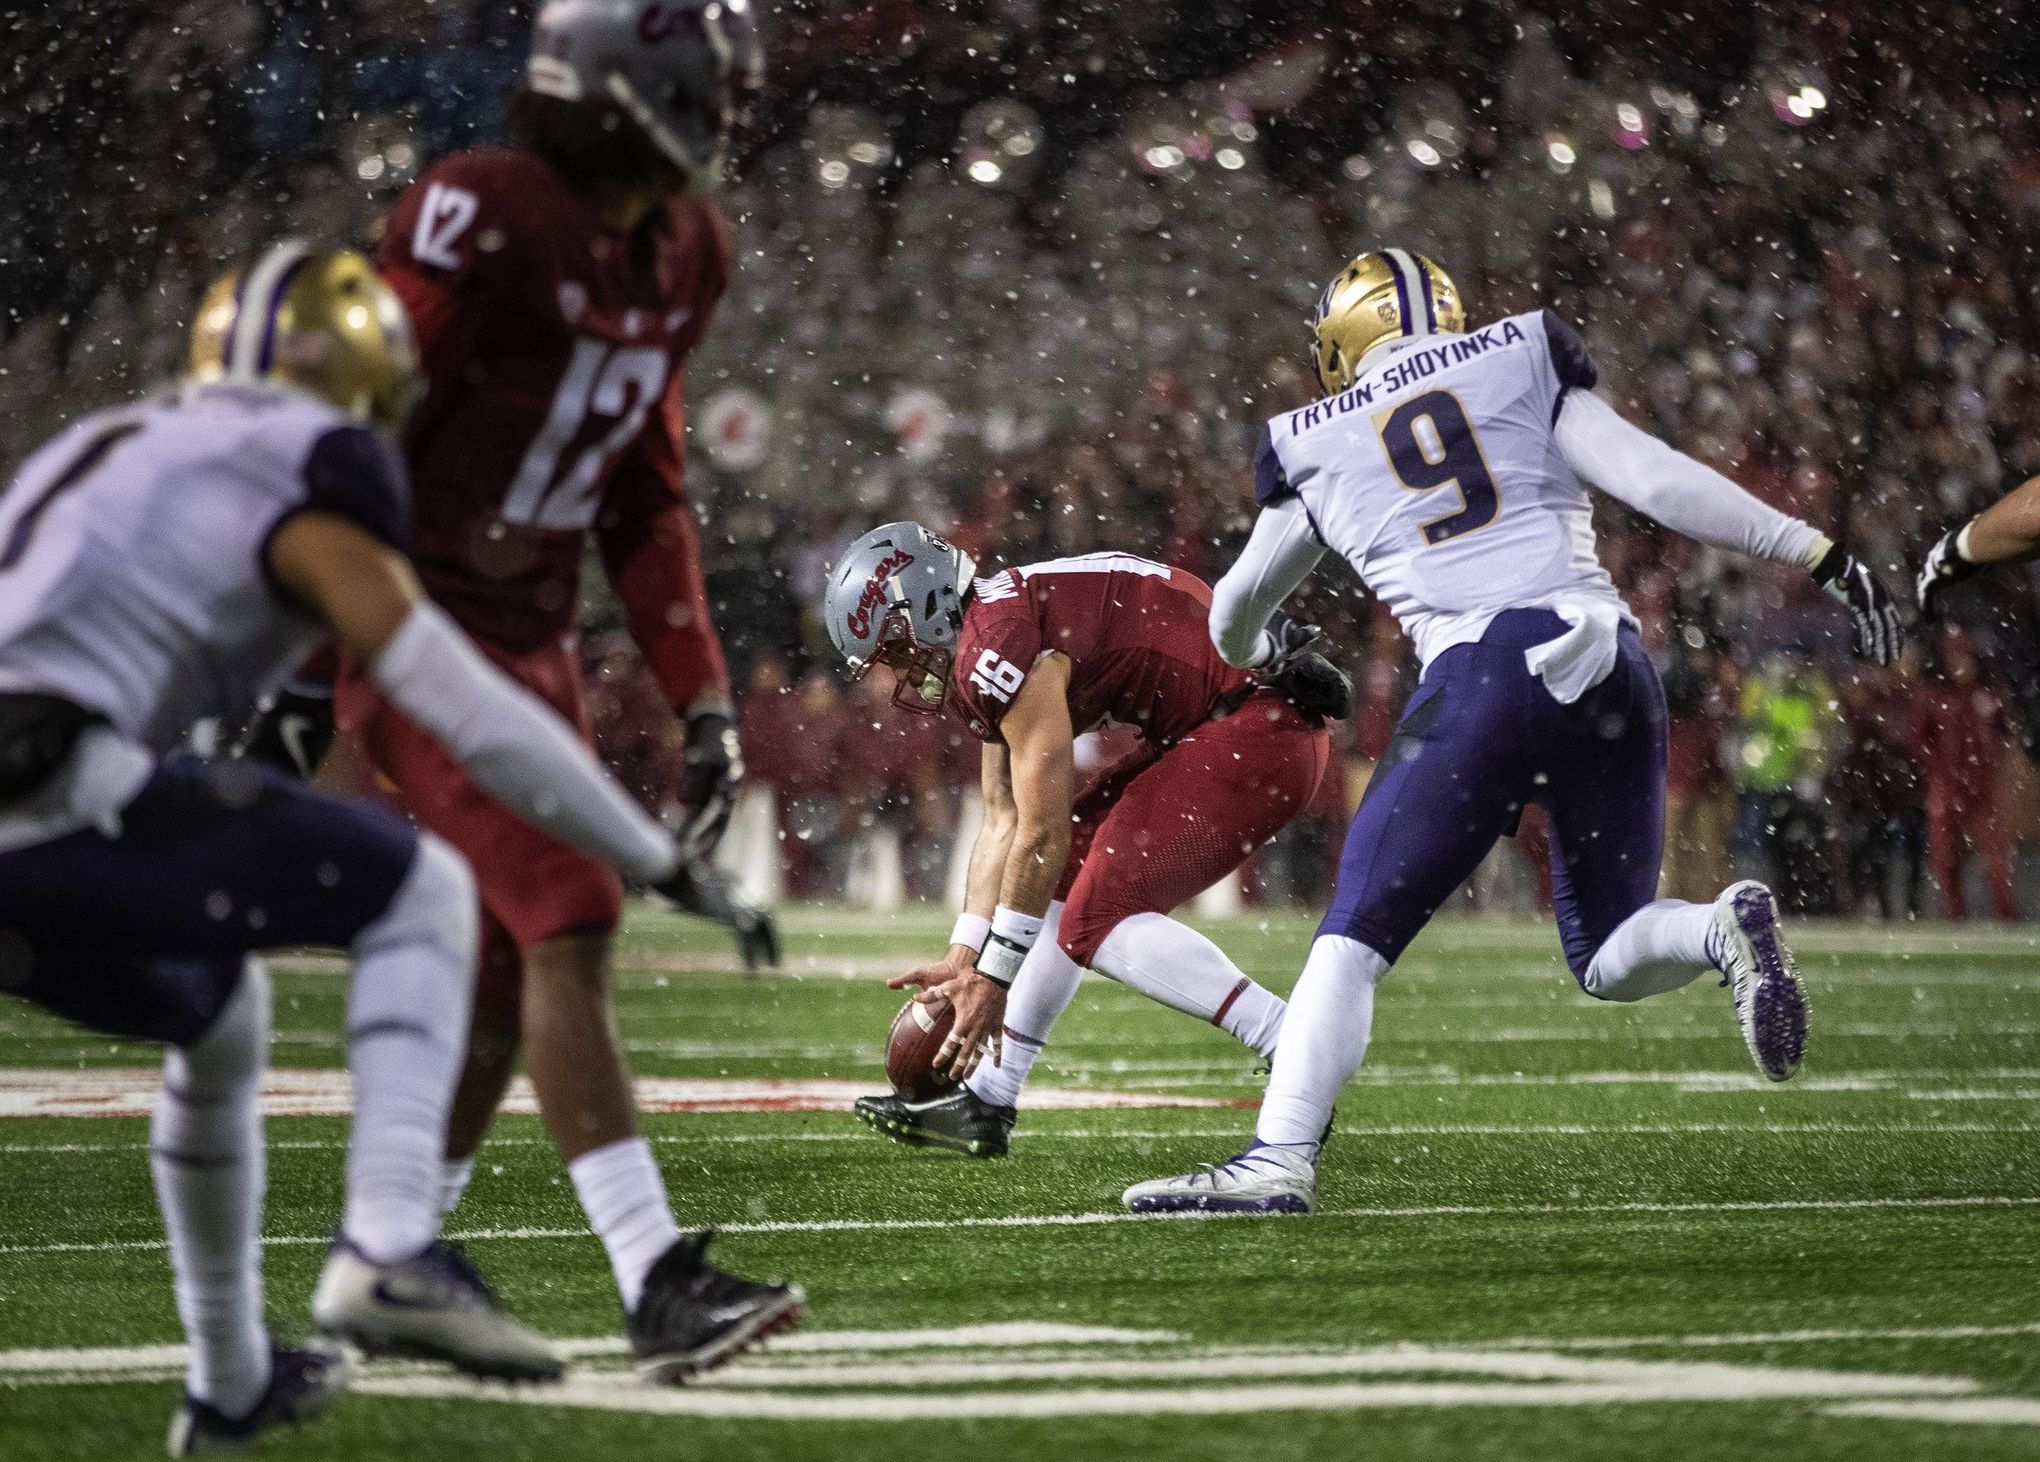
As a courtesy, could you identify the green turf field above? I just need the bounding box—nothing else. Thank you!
[2,905,2037,1459]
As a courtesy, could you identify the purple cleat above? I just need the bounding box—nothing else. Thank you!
[1712,880,1809,1082]
[167,1342,349,1455]
[1122,1144,1317,1214]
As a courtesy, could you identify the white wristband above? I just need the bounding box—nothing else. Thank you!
[949,913,991,953]
[1956,521,1978,563]
[992,904,1045,947]
[977,904,1045,988]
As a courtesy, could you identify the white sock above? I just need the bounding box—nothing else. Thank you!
[1256,935,1388,1150]
[342,838,477,1265]
[967,902,1076,1109]
[151,962,272,1417]
[1220,982,1286,1062]
[439,1156,477,1218]
[1580,899,1717,1002]
[569,1136,683,1312]
[1090,913,1287,1059]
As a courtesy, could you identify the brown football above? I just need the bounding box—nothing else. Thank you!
[885,993,958,1101]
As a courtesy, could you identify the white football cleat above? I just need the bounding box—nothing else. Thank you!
[1712,879,1809,1082]
[1122,1144,1317,1215]
[312,1238,564,1383]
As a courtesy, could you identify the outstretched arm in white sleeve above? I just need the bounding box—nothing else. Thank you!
[268,511,680,884]
[1555,390,1828,567]
[1554,390,1902,664]
[1209,498,1329,669]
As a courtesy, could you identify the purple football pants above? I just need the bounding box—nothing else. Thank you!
[0,756,419,1045]
[1322,608,1667,983]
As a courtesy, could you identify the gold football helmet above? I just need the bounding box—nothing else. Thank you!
[1309,249,1466,394]
[189,242,421,433]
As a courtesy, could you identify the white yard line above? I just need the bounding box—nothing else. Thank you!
[7,1062,2037,1115]
[1494,1321,2040,1352]
[10,1339,1989,1423]
[1094,1066,2040,1094]
[9,1321,2032,1384]
[672,1348,1971,1391]
[348,1362,1977,1421]
[236,1015,2040,1054]
[7,1118,2035,1158]
[7,1063,2032,1125]
[3,1193,2034,1259]
[8,1325,2033,1430]
[1827,1398,2040,1426]
[0,1323,1182,1382]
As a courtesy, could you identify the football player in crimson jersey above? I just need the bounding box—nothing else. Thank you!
[823,523,1350,1156]
[328,0,799,1379]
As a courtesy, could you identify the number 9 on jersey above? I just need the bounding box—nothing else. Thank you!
[1376,390,1501,545]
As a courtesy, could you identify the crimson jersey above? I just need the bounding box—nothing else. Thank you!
[376,146,729,707]
[949,553,1249,748]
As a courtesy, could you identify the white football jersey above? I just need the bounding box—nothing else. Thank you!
[0,381,408,750]
[1256,309,1625,667]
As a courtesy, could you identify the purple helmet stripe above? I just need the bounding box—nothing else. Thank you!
[1384,252,1414,340]
[255,255,316,374]
[1411,253,1439,332]
[225,266,257,375]
[1381,248,1431,341]
[226,240,316,380]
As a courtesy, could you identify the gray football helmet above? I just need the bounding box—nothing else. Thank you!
[526,0,763,185]
[825,522,978,712]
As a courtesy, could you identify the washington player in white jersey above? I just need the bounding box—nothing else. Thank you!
[0,244,798,1451]
[1125,249,1902,1216]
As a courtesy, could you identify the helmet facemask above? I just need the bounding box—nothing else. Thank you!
[856,597,957,715]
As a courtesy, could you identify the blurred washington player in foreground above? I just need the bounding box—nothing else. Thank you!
[1126,250,1903,1216]
[0,246,805,1449]
[300,0,796,1376]
[825,526,1348,1155]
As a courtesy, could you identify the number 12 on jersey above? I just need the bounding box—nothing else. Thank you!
[501,338,670,531]
[1376,390,1500,545]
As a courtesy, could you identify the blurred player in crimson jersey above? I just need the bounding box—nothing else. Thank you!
[823,524,1348,1157]
[326,0,799,1379]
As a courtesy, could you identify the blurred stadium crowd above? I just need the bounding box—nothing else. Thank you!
[6,1,2040,919]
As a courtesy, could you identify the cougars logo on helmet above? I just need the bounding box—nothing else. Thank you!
[846,547,914,639]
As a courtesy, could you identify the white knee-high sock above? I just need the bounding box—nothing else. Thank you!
[569,1136,683,1312]
[968,903,1075,1109]
[1580,898,1718,1002]
[343,836,477,1264]
[152,962,272,1417]
[1255,935,1388,1151]
[1089,913,1287,1060]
